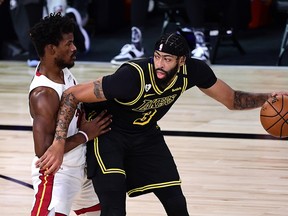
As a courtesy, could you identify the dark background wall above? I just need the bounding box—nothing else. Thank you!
[0,0,287,66]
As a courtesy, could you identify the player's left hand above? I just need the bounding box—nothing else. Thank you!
[35,140,65,175]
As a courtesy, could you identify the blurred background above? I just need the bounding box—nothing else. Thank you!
[0,0,286,66]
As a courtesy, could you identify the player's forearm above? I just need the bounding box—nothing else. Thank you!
[55,91,79,141]
[64,132,87,152]
[33,121,55,157]
[67,79,106,103]
[233,91,272,110]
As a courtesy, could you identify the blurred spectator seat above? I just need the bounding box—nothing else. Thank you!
[156,0,250,64]
[156,0,187,34]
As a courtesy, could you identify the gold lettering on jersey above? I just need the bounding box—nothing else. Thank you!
[133,94,177,112]
[172,87,182,92]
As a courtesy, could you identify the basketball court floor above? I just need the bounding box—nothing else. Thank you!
[0,61,288,215]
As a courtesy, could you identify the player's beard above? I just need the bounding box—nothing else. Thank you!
[55,53,76,69]
[155,63,179,89]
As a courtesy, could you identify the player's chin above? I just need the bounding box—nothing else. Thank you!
[70,56,76,63]
[66,61,75,69]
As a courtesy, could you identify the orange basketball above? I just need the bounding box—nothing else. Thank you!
[260,95,288,138]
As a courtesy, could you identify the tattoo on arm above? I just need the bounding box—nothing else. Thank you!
[234,91,271,110]
[93,78,105,99]
[54,92,79,141]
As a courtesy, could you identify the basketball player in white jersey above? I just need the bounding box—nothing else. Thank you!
[28,13,111,216]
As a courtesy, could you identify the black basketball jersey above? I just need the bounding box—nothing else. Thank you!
[98,58,217,132]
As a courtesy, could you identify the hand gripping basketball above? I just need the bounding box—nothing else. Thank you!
[260,95,288,138]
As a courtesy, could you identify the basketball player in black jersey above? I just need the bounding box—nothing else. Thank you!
[37,32,288,215]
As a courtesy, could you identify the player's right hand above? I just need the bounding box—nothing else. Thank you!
[79,110,112,140]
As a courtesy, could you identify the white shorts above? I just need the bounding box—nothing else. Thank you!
[31,157,100,215]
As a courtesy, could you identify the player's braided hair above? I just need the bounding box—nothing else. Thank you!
[29,12,75,57]
[154,32,191,58]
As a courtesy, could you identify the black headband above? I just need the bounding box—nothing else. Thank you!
[154,32,190,57]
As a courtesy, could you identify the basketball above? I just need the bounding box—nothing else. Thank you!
[260,95,288,138]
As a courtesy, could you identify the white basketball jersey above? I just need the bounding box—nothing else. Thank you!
[29,67,86,166]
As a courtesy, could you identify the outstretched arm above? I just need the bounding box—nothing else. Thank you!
[38,77,107,175]
[200,78,287,110]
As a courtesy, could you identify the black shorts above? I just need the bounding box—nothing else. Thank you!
[86,125,181,197]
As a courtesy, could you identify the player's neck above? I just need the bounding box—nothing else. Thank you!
[38,62,65,84]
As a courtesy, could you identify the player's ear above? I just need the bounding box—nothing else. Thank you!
[179,56,186,66]
[46,44,56,55]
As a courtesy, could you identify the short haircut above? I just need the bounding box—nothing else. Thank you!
[29,12,75,57]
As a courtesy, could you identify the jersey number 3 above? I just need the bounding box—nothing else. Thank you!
[133,109,157,126]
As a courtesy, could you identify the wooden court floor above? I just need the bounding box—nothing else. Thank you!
[0,60,288,216]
